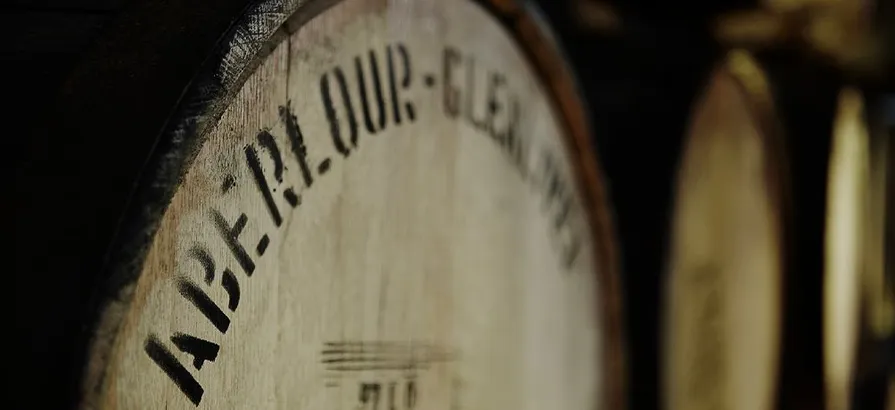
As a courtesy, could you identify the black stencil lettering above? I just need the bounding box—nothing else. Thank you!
[221,174,236,193]
[171,333,220,370]
[541,153,581,270]
[360,383,381,410]
[178,279,230,333]
[443,46,462,118]
[406,380,417,409]
[211,210,255,275]
[321,364,431,371]
[145,335,204,406]
[388,45,400,124]
[280,102,315,188]
[555,199,581,270]
[545,164,565,207]
[562,234,582,270]
[397,44,415,122]
[320,69,358,157]
[221,268,240,311]
[318,158,332,175]
[553,195,573,231]
[256,234,270,256]
[541,158,566,220]
[464,56,489,132]
[188,246,215,285]
[335,68,359,147]
[388,382,397,410]
[283,188,300,207]
[506,99,526,176]
[186,245,240,310]
[388,44,415,124]
[246,139,283,227]
[321,73,349,157]
[257,130,284,183]
[486,73,506,144]
[356,50,386,134]
[423,74,436,88]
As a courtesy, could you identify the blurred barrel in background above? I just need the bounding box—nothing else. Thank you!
[663,51,787,410]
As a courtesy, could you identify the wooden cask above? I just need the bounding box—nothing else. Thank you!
[661,42,893,410]
[18,0,625,408]
[824,90,894,410]
[663,50,788,410]
[666,1,895,408]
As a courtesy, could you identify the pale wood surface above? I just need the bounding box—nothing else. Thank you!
[824,88,870,410]
[664,53,783,410]
[824,89,895,410]
[84,0,613,408]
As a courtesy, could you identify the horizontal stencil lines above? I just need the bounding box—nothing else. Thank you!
[320,341,454,373]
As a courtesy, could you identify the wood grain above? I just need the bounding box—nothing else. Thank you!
[83,0,618,408]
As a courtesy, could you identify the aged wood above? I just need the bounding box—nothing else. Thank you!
[80,0,622,408]
[824,89,895,410]
[663,51,786,410]
[825,89,871,410]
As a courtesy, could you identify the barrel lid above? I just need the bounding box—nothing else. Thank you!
[664,50,787,410]
[71,1,625,408]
